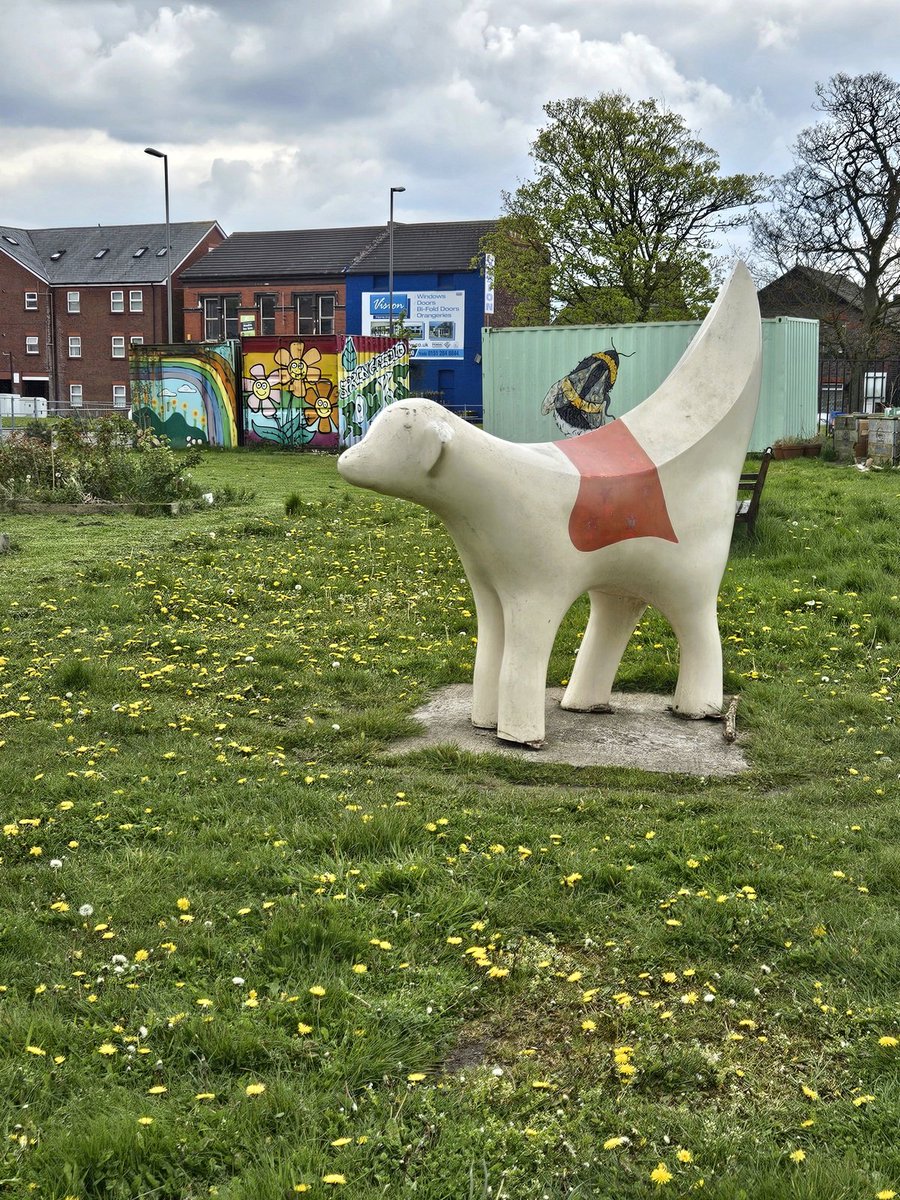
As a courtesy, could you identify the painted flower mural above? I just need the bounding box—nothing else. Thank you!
[303,380,338,437]
[274,342,322,397]
[240,336,408,449]
[246,363,280,419]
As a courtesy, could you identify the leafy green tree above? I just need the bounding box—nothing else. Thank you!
[482,93,765,326]
[752,72,900,407]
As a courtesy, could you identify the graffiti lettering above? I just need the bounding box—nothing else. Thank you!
[338,342,408,401]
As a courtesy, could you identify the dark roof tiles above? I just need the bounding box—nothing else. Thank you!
[179,219,496,281]
[0,222,222,284]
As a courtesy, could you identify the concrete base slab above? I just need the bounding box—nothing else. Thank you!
[388,685,749,775]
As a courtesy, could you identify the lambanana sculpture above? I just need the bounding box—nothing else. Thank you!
[338,263,761,748]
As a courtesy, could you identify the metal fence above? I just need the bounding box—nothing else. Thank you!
[819,356,900,422]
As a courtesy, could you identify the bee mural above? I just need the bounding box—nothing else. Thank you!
[541,342,634,438]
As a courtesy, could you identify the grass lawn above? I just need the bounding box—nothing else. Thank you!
[0,449,898,1200]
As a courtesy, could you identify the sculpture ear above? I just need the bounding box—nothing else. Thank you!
[423,418,453,475]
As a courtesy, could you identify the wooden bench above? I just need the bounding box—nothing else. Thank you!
[734,446,773,535]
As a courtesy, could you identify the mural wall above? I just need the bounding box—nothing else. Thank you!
[242,336,340,449]
[130,343,240,448]
[243,335,409,449]
[130,336,410,450]
[338,337,410,447]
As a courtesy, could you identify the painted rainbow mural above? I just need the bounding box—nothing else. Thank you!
[130,342,240,448]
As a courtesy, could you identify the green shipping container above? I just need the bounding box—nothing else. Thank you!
[482,315,819,452]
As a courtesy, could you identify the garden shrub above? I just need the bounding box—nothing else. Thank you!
[0,416,206,509]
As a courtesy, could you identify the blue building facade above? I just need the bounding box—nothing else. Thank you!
[345,220,496,421]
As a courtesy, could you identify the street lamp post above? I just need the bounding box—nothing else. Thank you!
[144,147,173,343]
[388,186,406,338]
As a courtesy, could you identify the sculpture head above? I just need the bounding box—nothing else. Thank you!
[337,399,455,501]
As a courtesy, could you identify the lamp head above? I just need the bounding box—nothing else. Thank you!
[144,147,165,159]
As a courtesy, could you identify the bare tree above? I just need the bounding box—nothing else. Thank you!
[753,72,900,406]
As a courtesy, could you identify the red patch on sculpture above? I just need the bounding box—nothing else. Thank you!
[555,421,678,551]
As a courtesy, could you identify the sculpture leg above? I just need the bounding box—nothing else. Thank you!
[496,598,566,749]
[470,579,504,730]
[667,597,724,718]
[561,591,646,712]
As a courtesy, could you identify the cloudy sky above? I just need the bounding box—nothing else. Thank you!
[3,0,900,237]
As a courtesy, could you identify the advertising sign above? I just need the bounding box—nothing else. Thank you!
[484,253,495,315]
[362,290,465,359]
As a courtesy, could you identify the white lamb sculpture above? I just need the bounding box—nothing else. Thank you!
[337,263,762,748]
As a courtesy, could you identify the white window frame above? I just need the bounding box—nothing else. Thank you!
[130,336,144,345]
[110,290,124,313]
[67,290,80,313]
[112,385,127,409]
[24,292,38,311]
[69,384,83,408]
[25,336,39,355]
[68,336,82,358]
[129,289,143,313]
[111,336,126,359]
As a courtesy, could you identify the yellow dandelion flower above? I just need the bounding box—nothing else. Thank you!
[176,898,191,911]
[351,964,367,974]
[789,1149,806,1163]
[195,1092,216,1101]
[603,1136,627,1150]
[97,1043,118,1056]
[801,1084,819,1100]
[878,1036,898,1047]
[531,1080,552,1089]
[245,1082,266,1096]
[853,1094,875,1107]
[297,1022,314,1035]
[676,1149,693,1163]
[650,1163,673,1184]
[25,1045,46,1056]
[581,1019,597,1032]
[407,1072,426,1082]
[137,1116,154,1125]
[309,985,326,997]
[446,936,463,945]
[330,1137,352,1146]
[322,1174,346,1185]
[147,1085,167,1094]
[876,1190,896,1199]
[293,1187,310,1194]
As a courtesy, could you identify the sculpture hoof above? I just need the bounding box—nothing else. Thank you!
[670,704,722,721]
[471,719,498,731]
[497,732,545,750]
[561,701,613,714]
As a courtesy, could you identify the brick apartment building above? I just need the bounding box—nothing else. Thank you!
[0,221,224,414]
